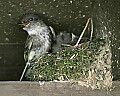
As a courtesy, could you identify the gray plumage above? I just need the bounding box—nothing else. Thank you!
[19,14,78,81]
[20,14,53,81]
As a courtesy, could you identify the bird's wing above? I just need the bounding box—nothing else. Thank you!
[49,26,56,39]
[20,36,34,81]
[24,35,33,63]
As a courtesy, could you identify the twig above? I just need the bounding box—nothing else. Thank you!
[90,18,93,41]
[74,18,93,47]
[20,62,29,81]
[61,44,72,47]
[70,54,76,59]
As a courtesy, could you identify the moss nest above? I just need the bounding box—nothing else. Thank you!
[26,38,112,90]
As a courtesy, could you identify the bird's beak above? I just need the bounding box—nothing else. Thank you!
[18,23,26,26]
[18,22,30,27]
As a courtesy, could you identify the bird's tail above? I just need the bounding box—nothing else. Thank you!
[20,62,30,81]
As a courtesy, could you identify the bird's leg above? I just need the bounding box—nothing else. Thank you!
[20,62,30,81]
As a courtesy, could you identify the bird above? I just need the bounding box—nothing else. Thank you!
[52,32,79,52]
[19,13,79,81]
[19,13,55,81]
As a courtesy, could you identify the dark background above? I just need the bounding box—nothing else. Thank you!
[0,0,119,80]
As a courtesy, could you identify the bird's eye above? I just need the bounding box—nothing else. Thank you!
[29,18,33,21]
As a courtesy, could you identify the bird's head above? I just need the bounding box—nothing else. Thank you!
[19,13,46,35]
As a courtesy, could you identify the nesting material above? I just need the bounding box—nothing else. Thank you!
[26,39,112,90]
[78,43,113,90]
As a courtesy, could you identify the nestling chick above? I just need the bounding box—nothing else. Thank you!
[19,14,54,81]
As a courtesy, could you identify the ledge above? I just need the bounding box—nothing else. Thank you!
[0,81,119,96]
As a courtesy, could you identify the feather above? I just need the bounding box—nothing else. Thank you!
[24,36,33,63]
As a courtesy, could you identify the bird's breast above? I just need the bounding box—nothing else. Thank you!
[31,33,51,55]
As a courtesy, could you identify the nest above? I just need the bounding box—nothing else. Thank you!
[26,39,112,89]
[24,18,113,90]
